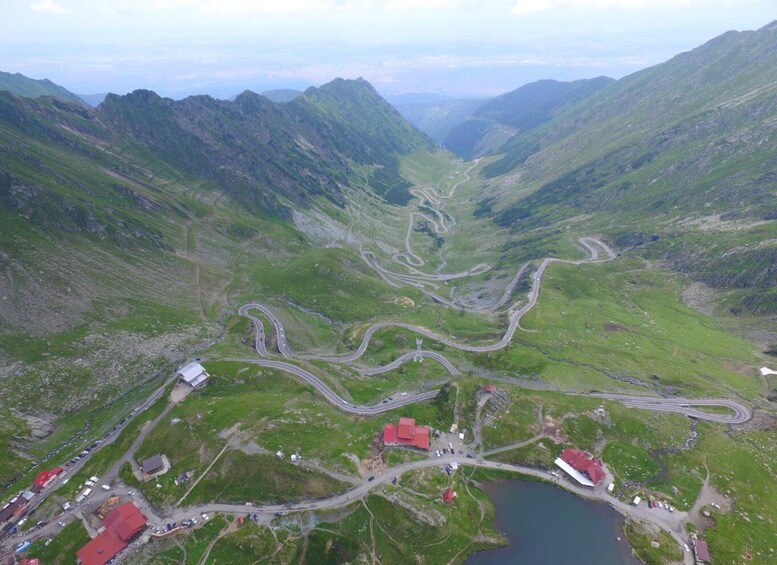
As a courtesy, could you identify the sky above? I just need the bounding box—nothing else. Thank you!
[1,0,774,99]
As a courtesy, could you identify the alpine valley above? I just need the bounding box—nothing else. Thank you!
[0,21,775,565]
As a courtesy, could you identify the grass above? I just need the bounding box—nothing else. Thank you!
[476,258,763,398]
[25,521,91,565]
[187,451,348,505]
[5,140,775,565]
[624,520,684,565]
[141,514,229,564]
[206,522,300,563]
[491,438,561,468]
[129,362,455,508]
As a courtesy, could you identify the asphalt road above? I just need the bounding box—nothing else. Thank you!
[592,394,751,425]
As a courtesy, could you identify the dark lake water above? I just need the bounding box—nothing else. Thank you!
[466,479,640,565]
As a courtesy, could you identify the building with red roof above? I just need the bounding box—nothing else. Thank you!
[482,384,496,393]
[32,466,64,490]
[555,448,606,487]
[382,417,431,450]
[442,488,456,504]
[77,502,147,565]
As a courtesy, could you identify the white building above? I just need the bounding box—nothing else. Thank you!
[178,361,210,389]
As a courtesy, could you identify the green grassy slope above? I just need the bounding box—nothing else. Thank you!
[475,21,777,316]
[0,70,83,104]
[0,77,434,489]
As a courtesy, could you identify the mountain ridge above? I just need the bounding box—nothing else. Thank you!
[0,70,84,105]
[477,22,777,315]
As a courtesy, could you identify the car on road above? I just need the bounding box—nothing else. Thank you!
[368,476,375,482]
[274,512,284,517]
[58,521,65,527]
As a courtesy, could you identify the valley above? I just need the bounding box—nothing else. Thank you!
[2,147,773,565]
[1,21,776,565]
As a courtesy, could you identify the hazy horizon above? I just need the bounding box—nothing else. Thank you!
[1,1,774,100]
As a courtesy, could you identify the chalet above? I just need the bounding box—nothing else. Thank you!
[554,448,606,487]
[382,417,430,450]
[139,453,168,482]
[77,502,147,565]
[177,361,209,389]
[141,454,165,476]
[32,466,64,491]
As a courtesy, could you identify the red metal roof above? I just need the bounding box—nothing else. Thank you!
[77,530,126,565]
[397,417,416,440]
[33,466,63,488]
[32,471,56,489]
[443,488,455,503]
[483,384,496,393]
[382,419,431,450]
[104,502,147,541]
[77,502,147,565]
[560,448,606,485]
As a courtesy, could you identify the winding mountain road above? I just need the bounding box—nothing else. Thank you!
[236,236,750,427]
[1,164,750,565]
[592,394,752,424]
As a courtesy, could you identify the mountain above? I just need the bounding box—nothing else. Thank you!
[442,77,613,159]
[95,78,430,216]
[0,76,431,334]
[260,89,302,103]
[0,70,83,104]
[478,21,777,315]
[0,76,436,483]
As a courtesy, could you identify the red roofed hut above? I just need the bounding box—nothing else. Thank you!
[77,502,147,565]
[443,488,456,504]
[382,417,431,450]
[32,466,64,490]
[557,448,606,486]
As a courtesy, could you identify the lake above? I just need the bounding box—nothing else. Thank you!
[466,479,640,565]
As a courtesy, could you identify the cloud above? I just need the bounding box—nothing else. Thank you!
[512,0,753,14]
[30,0,72,14]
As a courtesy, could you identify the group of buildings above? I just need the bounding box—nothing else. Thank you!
[0,467,65,534]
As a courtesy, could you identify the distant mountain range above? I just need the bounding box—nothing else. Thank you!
[0,71,84,105]
[393,78,614,159]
